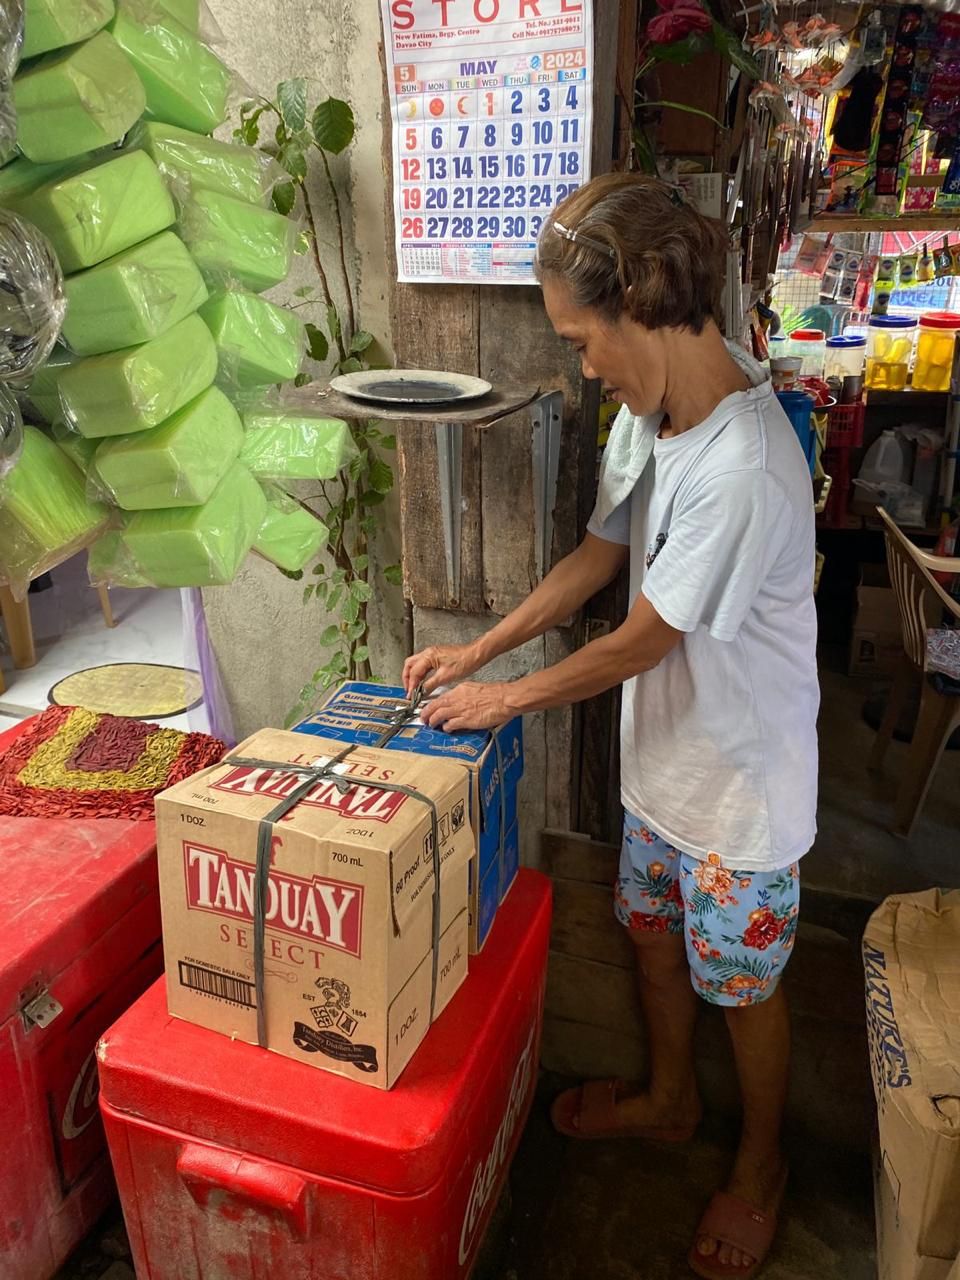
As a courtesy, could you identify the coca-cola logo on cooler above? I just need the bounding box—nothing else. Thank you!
[62,1050,100,1141]
[458,1020,537,1266]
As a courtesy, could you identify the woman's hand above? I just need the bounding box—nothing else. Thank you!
[419,682,512,732]
[402,642,484,697]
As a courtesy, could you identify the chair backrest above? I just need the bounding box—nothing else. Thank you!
[876,507,959,670]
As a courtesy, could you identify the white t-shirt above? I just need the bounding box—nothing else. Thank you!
[588,381,819,872]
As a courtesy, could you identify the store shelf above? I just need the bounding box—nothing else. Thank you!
[864,389,950,407]
[803,214,960,232]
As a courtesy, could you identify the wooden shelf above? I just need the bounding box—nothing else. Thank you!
[864,389,949,407]
[803,214,960,233]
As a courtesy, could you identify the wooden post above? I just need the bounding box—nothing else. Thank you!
[0,587,36,670]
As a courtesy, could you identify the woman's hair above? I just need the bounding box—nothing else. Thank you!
[535,173,729,333]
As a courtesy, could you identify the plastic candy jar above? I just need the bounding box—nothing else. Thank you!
[912,311,960,392]
[865,316,917,391]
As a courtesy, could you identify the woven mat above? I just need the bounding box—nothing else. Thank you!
[0,705,226,819]
[49,663,203,718]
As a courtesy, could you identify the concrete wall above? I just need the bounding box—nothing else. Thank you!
[201,0,404,737]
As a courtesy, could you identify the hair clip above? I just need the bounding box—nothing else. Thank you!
[552,219,617,260]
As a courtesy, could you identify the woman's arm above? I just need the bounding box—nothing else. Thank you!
[420,593,682,730]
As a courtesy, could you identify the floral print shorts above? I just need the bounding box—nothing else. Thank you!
[614,813,800,1007]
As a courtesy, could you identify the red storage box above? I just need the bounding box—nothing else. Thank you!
[0,718,162,1280]
[98,869,552,1280]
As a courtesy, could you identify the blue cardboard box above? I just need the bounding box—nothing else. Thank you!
[294,682,523,951]
[471,819,520,951]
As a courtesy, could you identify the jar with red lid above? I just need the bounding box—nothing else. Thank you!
[788,329,826,378]
[912,311,960,391]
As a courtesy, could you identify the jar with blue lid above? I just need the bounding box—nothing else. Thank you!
[824,335,866,381]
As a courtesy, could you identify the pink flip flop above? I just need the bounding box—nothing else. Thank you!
[550,1078,700,1143]
[688,1169,789,1280]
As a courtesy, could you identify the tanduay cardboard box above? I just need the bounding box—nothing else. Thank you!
[155,727,472,1089]
[294,681,524,951]
[864,888,960,1276]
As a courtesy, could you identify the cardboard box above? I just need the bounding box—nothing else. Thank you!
[471,820,520,952]
[156,728,472,1089]
[295,682,524,951]
[863,890,960,1260]
[875,1152,958,1280]
[850,563,903,677]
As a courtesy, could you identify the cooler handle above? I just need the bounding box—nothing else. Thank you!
[176,1143,310,1238]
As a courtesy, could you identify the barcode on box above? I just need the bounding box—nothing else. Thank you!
[178,961,256,1008]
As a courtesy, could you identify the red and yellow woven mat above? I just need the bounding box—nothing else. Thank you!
[0,705,227,819]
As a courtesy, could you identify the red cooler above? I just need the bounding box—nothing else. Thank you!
[98,869,552,1280]
[0,718,163,1280]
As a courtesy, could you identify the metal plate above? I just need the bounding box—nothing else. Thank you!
[330,369,493,406]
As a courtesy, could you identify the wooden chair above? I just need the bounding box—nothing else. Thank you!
[868,507,960,836]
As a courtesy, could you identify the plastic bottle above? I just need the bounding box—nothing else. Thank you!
[858,430,909,485]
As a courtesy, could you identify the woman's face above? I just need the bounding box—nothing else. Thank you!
[541,275,666,416]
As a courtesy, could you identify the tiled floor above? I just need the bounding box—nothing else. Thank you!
[0,557,208,733]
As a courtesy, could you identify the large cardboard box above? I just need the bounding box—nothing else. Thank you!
[863,890,960,1262]
[294,682,524,952]
[850,563,903,677]
[156,728,473,1089]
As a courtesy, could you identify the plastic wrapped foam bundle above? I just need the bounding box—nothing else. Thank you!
[13,151,176,274]
[239,408,356,480]
[128,120,277,206]
[0,209,66,383]
[0,425,106,599]
[179,189,296,293]
[0,154,100,206]
[199,289,304,388]
[254,485,328,572]
[153,0,200,31]
[62,230,208,356]
[21,0,114,59]
[108,1,230,134]
[0,386,24,480]
[99,462,266,587]
[12,32,146,163]
[59,314,217,438]
[0,0,23,164]
[22,346,77,422]
[93,384,243,509]
[49,418,100,472]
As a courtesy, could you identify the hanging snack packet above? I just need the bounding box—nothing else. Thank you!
[935,237,953,277]
[918,242,935,282]
[898,251,918,288]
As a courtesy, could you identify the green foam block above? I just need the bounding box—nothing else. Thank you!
[50,420,100,471]
[62,230,208,356]
[59,314,217,438]
[0,154,95,205]
[240,410,355,480]
[15,151,175,274]
[13,32,146,163]
[109,2,230,134]
[153,0,200,31]
[180,189,295,293]
[120,462,266,586]
[24,347,78,423]
[0,425,106,589]
[128,120,271,205]
[94,384,242,509]
[199,290,304,387]
[254,486,328,572]
[22,0,115,59]
[88,529,149,589]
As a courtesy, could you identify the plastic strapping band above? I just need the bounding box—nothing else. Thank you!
[492,730,507,900]
[225,686,444,1049]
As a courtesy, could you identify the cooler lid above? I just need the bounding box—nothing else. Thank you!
[98,870,552,1197]
[0,719,159,1020]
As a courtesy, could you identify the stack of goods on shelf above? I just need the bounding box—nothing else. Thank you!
[2,0,346,597]
[293,682,525,953]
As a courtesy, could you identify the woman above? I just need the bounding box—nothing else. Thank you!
[404,172,819,1279]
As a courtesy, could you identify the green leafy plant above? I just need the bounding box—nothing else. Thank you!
[624,0,761,174]
[235,81,401,721]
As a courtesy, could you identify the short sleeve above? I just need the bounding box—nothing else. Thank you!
[587,497,631,546]
[641,470,792,641]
